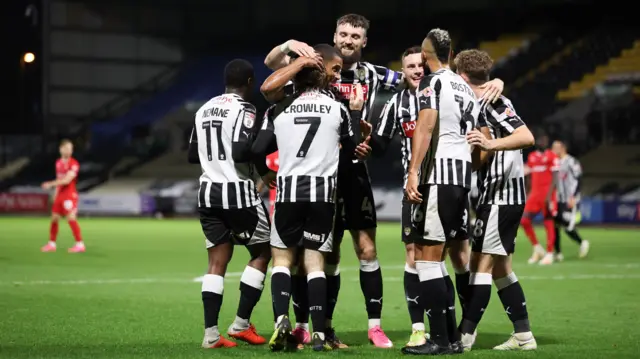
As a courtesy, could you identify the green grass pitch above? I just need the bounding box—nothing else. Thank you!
[1,217,639,358]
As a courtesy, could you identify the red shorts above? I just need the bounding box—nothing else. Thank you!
[524,193,556,218]
[52,193,78,215]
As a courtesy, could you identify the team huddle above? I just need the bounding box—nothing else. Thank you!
[25,13,578,356]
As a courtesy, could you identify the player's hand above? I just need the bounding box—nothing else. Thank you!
[359,119,372,139]
[405,172,422,204]
[478,78,504,104]
[261,171,277,189]
[466,128,495,151]
[350,84,365,111]
[286,40,316,58]
[294,54,323,70]
[355,137,372,160]
[41,181,52,190]
[568,196,576,209]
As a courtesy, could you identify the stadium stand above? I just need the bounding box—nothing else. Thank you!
[580,145,640,196]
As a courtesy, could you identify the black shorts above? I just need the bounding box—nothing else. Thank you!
[555,202,579,230]
[271,202,335,252]
[334,161,377,236]
[411,184,469,244]
[198,203,271,248]
[471,204,524,255]
[402,199,418,244]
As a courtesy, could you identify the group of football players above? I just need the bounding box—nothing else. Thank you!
[183,12,588,356]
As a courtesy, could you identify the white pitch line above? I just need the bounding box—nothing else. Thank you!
[4,273,640,287]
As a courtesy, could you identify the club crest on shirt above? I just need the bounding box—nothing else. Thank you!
[404,226,411,236]
[504,106,516,117]
[356,67,367,81]
[243,112,256,128]
[421,87,433,98]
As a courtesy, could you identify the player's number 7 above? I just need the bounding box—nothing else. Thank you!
[294,116,321,158]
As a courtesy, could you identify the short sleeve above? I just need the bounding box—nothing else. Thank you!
[417,74,441,111]
[375,95,398,138]
[484,97,524,134]
[232,103,257,143]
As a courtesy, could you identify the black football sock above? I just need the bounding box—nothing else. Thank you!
[442,264,460,343]
[460,272,492,335]
[202,274,224,329]
[495,272,531,333]
[454,267,471,319]
[416,261,449,347]
[325,265,341,324]
[566,229,583,244]
[271,266,292,323]
[359,259,383,321]
[307,271,327,336]
[234,266,265,328]
[292,273,309,325]
[554,226,562,253]
[404,264,424,326]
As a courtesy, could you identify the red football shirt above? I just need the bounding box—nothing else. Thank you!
[55,157,79,197]
[526,149,558,194]
[265,152,279,205]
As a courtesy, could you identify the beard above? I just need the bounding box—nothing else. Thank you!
[338,47,362,65]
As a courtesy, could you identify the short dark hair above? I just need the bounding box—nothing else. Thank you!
[336,13,370,33]
[60,139,72,147]
[426,28,451,63]
[224,59,254,88]
[455,49,493,86]
[314,43,341,61]
[401,46,422,61]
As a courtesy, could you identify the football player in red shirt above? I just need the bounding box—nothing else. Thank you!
[40,139,85,253]
[521,134,558,265]
[265,151,279,217]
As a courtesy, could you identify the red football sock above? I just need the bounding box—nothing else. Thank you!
[49,221,59,242]
[68,220,83,243]
[520,217,538,245]
[544,219,556,253]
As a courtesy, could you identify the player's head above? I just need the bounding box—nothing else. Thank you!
[224,59,254,99]
[333,13,369,65]
[422,28,452,71]
[59,139,73,158]
[455,49,493,87]
[401,46,424,90]
[314,43,343,84]
[552,140,567,156]
[536,133,550,149]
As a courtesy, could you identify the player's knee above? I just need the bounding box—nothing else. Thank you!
[473,253,494,273]
[491,257,513,279]
[303,250,324,273]
[207,254,230,275]
[51,213,61,222]
[520,216,532,225]
[248,250,271,273]
[357,245,376,261]
[405,243,416,268]
[66,212,77,221]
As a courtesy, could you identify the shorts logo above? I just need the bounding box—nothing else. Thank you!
[63,200,74,211]
[303,231,324,242]
[404,226,411,236]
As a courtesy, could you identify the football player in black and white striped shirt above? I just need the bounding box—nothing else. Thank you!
[454,49,538,351]
[551,140,590,259]
[187,59,272,349]
[252,48,369,351]
[264,14,400,347]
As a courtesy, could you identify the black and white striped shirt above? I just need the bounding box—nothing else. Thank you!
[477,96,527,205]
[334,62,403,122]
[376,88,420,188]
[557,154,582,203]
[259,90,357,203]
[191,93,262,209]
[417,69,478,188]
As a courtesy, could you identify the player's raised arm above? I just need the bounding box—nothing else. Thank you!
[261,55,323,103]
[368,94,397,156]
[264,40,316,70]
[369,63,404,91]
[231,104,258,163]
[406,76,440,203]
[250,107,278,178]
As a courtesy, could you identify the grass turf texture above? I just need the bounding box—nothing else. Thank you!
[1,217,639,358]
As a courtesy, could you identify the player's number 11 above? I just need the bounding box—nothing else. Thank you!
[202,120,226,161]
